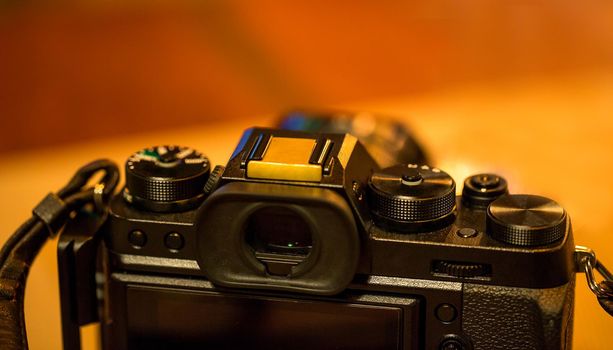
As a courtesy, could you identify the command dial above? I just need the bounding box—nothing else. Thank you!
[368,164,456,232]
[124,145,210,212]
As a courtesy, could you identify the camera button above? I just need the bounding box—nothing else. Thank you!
[462,173,508,208]
[439,338,464,350]
[164,232,184,252]
[128,230,147,249]
[435,303,457,323]
[456,228,478,238]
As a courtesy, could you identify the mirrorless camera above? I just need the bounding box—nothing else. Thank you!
[58,128,575,350]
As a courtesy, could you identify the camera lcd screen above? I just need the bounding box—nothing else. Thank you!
[125,286,419,350]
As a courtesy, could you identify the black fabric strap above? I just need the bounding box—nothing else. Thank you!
[598,280,613,316]
[0,159,119,350]
[0,220,47,350]
[32,193,68,238]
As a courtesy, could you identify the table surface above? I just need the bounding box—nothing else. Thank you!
[1,71,612,349]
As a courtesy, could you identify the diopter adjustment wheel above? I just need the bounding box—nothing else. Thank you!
[368,164,456,232]
[486,194,567,246]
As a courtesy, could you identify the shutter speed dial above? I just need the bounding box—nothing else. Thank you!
[368,164,456,232]
[124,145,211,212]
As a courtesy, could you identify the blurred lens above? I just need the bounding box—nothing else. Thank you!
[246,206,312,256]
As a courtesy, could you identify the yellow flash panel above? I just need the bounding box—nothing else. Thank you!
[247,137,322,182]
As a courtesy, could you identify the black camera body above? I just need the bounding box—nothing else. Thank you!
[58,128,576,350]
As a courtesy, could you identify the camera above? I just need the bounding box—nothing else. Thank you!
[57,127,575,350]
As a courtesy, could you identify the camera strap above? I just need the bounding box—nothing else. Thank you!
[0,160,119,350]
[575,246,613,316]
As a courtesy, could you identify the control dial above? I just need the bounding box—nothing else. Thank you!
[434,260,490,278]
[486,194,566,246]
[368,164,456,232]
[124,145,210,212]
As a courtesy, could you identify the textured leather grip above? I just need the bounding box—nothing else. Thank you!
[462,280,575,350]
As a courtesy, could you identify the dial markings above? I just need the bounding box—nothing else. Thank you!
[133,153,158,162]
[157,146,168,155]
[176,148,194,160]
[184,158,207,164]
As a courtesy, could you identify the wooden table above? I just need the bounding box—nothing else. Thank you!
[1,71,611,349]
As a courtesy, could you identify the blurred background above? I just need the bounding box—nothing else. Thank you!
[1,1,613,349]
[2,1,613,150]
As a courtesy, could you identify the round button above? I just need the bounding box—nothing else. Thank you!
[487,194,566,246]
[440,339,464,350]
[164,232,184,251]
[401,169,423,186]
[435,303,457,323]
[471,174,500,188]
[128,230,147,248]
[457,228,478,238]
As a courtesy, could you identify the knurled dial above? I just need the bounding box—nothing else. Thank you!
[434,261,489,278]
[368,164,456,231]
[486,194,567,246]
[124,145,210,212]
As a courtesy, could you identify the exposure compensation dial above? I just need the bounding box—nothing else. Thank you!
[486,194,567,246]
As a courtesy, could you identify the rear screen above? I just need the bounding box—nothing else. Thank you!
[126,286,418,350]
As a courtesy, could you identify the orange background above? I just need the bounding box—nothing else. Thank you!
[2,1,613,151]
[1,1,613,349]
